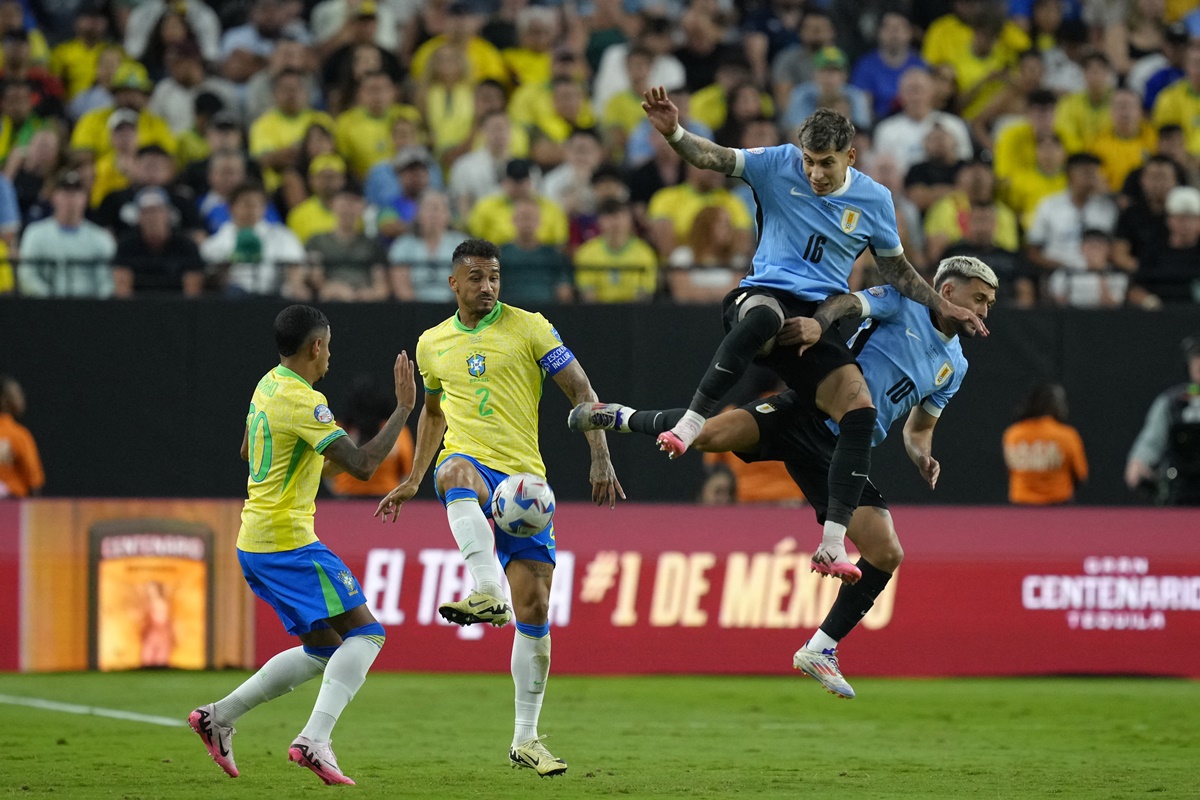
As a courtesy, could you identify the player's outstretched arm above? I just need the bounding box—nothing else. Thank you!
[552,360,626,508]
[642,86,737,175]
[875,253,989,337]
[902,407,941,490]
[324,352,416,481]
[375,392,448,522]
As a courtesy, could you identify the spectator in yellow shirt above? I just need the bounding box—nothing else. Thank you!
[646,163,753,263]
[467,157,567,246]
[502,6,555,88]
[951,7,1023,122]
[574,198,658,303]
[287,154,347,244]
[922,0,1030,72]
[1005,132,1067,227]
[993,88,1058,185]
[531,77,595,146]
[90,109,140,207]
[417,44,476,157]
[1054,51,1115,154]
[249,68,335,192]
[1093,87,1157,191]
[1152,43,1200,155]
[69,61,177,161]
[48,3,108,101]
[410,2,508,87]
[602,45,653,157]
[925,158,1020,262]
[334,70,422,181]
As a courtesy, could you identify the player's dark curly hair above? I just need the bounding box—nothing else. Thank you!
[796,108,855,153]
[452,238,502,267]
[274,304,330,357]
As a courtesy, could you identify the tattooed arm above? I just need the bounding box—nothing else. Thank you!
[642,86,738,174]
[875,252,988,336]
[776,293,864,356]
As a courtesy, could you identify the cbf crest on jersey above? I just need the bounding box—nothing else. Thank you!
[841,206,863,234]
[467,352,486,377]
[935,361,954,386]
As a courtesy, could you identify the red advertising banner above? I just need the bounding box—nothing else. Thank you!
[254,503,1200,678]
[0,502,19,670]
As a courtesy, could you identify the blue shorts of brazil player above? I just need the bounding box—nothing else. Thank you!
[434,452,557,570]
[239,541,368,636]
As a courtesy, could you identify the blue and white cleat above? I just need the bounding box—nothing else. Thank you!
[793,646,856,699]
[567,402,630,433]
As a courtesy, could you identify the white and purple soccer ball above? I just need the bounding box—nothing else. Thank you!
[491,473,556,537]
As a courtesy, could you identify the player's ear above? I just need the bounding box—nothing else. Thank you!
[845,146,856,166]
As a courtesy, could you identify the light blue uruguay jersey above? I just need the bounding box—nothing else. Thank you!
[830,285,969,446]
[731,145,903,301]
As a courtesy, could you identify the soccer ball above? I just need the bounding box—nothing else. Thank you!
[491,473,556,537]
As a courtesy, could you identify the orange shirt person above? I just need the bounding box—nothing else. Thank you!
[1003,383,1088,505]
[331,426,414,496]
[0,375,44,498]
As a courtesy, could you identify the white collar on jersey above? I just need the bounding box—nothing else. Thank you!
[828,168,853,198]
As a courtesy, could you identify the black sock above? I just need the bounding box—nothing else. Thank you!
[818,559,893,642]
[688,306,781,417]
[628,408,686,435]
[825,406,877,527]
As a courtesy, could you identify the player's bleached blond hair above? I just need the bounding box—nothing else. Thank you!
[933,256,999,290]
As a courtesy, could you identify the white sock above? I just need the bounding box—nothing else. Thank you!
[511,631,551,746]
[447,498,504,597]
[670,410,706,447]
[299,636,382,743]
[212,646,325,725]
[613,405,636,432]
[820,520,849,553]
[806,630,839,653]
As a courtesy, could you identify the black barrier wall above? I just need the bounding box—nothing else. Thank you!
[2,298,1197,505]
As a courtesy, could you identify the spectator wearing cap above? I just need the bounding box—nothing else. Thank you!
[872,67,973,176]
[287,153,350,245]
[850,11,926,121]
[1131,185,1200,305]
[1114,154,1178,274]
[0,29,64,116]
[416,44,475,157]
[1154,43,1200,156]
[312,0,401,56]
[1092,87,1157,192]
[219,0,312,84]
[905,122,967,215]
[70,61,177,160]
[1055,52,1115,154]
[769,10,836,113]
[249,69,335,192]
[573,198,657,303]
[783,46,871,131]
[447,109,515,220]
[198,149,282,234]
[410,2,508,87]
[201,181,308,297]
[307,186,389,301]
[0,79,51,166]
[125,0,222,67]
[1048,228,1129,308]
[377,146,431,241]
[925,158,1020,263]
[387,189,466,301]
[646,163,753,264]
[112,186,205,297]
[18,170,116,297]
[334,71,423,181]
[89,108,140,207]
[468,157,567,247]
[1004,132,1067,227]
[148,42,240,135]
[1026,152,1119,275]
[498,197,573,305]
[592,15,685,114]
[992,88,1059,187]
[48,3,109,102]
[502,6,557,89]
[94,143,204,240]
[66,45,123,122]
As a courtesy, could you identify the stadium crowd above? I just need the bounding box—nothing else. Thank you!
[0,0,1198,307]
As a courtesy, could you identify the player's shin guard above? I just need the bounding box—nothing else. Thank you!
[628,408,687,436]
[690,306,782,418]
[299,623,385,743]
[817,559,893,642]
[445,488,504,595]
[511,621,551,746]
[212,645,328,725]
[825,407,877,528]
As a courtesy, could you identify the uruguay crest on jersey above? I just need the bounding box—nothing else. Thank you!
[841,206,862,234]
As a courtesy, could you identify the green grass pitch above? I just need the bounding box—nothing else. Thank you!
[3,671,1197,799]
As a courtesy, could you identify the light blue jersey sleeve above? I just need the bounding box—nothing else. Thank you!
[922,358,968,418]
[861,187,903,258]
[854,285,905,320]
[731,144,794,186]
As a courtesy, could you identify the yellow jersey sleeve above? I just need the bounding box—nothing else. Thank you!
[416,331,443,394]
[292,391,348,455]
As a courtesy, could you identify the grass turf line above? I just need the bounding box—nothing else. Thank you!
[2,672,1197,799]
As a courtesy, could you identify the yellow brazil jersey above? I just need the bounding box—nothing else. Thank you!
[1004,168,1066,228]
[239,366,348,553]
[603,90,648,135]
[1092,124,1157,191]
[646,184,753,242]
[1152,79,1200,155]
[411,35,509,86]
[467,193,568,246]
[502,47,551,87]
[1053,90,1112,154]
[417,303,571,477]
[573,235,658,302]
[249,108,335,190]
[287,196,336,244]
[335,104,423,180]
[921,14,1029,69]
[70,107,177,159]
[993,119,1035,183]
[49,39,104,100]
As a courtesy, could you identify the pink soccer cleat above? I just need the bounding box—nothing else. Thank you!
[289,735,356,785]
[810,544,862,584]
[188,704,239,778]
[656,431,687,459]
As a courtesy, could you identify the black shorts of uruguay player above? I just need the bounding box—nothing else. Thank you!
[721,285,859,398]
[734,389,888,525]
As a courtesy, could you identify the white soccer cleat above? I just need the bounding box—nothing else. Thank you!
[567,402,630,433]
[288,735,356,785]
[510,736,568,777]
[438,589,512,627]
[793,646,856,699]
[188,704,238,777]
